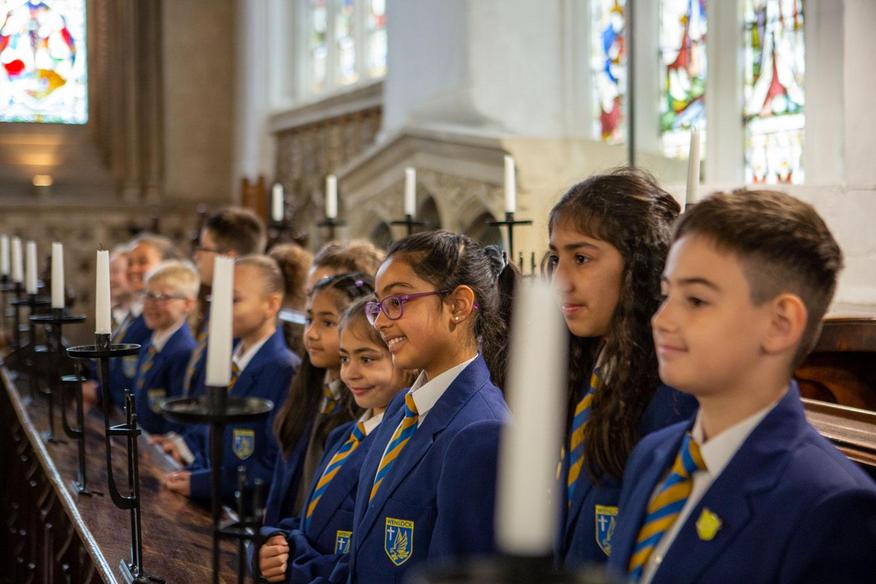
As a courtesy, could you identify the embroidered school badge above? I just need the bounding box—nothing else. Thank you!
[696,507,722,541]
[384,517,414,566]
[335,530,352,554]
[232,429,255,460]
[147,388,166,414]
[594,504,618,556]
[122,355,139,379]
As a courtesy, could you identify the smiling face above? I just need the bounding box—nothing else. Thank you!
[652,234,776,399]
[548,219,625,339]
[339,320,407,413]
[142,282,193,332]
[304,288,343,370]
[372,256,460,378]
[128,242,164,293]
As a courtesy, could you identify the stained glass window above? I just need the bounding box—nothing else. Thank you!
[334,0,357,86]
[0,0,87,124]
[590,0,626,144]
[659,0,707,158]
[743,0,805,184]
[365,0,386,79]
[308,0,328,94]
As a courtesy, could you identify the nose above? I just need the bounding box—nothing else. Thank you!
[651,297,675,334]
[305,322,319,341]
[551,259,573,294]
[374,308,391,330]
[344,360,362,381]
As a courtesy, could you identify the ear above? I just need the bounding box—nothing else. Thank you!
[447,285,477,323]
[762,293,807,356]
[266,292,283,315]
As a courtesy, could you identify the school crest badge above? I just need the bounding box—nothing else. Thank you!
[696,508,722,541]
[335,530,352,554]
[594,504,618,556]
[232,429,255,460]
[147,388,166,414]
[384,517,413,566]
[123,355,139,379]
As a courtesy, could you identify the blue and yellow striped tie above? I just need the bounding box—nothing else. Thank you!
[136,346,158,391]
[321,385,339,415]
[228,361,241,390]
[305,421,367,529]
[370,394,419,501]
[628,433,707,581]
[113,313,132,343]
[183,330,208,394]
[566,370,600,504]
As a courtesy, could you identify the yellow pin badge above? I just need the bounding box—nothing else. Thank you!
[696,508,722,541]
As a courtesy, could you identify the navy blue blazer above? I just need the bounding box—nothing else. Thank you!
[606,381,876,583]
[187,329,301,504]
[329,355,510,583]
[558,383,696,568]
[133,323,196,435]
[106,313,151,409]
[261,421,313,531]
[260,420,382,582]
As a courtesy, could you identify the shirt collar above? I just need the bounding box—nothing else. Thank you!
[407,354,478,419]
[150,320,184,352]
[692,393,782,479]
[232,331,273,373]
[323,373,344,400]
[129,299,144,317]
[360,409,385,435]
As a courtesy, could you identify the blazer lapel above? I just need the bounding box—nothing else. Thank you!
[309,433,373,541]
[654,385,806,584]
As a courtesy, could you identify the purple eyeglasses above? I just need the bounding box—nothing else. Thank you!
[365,289,450,326]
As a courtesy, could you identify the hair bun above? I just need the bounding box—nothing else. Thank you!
[483,245,509,281]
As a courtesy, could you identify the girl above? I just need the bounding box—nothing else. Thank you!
[338,231,513,583]
[258,297,415,582]
[548,168,697,567]
[262,273,374,529]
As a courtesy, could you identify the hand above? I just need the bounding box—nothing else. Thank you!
[162,441,186,464]
[81,380,99,411]
[259,534,290,582]
[163,471,191,497]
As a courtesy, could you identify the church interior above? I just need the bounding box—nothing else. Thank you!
[1,1,875,582]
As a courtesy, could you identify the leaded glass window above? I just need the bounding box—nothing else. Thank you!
[591,0,626,144]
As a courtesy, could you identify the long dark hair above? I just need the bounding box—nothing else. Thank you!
[549,167,680,481]
[274,272,374,456]
[385,231,517,389]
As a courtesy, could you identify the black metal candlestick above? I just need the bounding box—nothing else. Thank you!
[390,213,429,237]
[317,217,345,241]
[162,385,273,584]
[67,334,163,584]
[0,273,11,336]
[59,369,100,496]
[29,309,86,444]
[10,281,24,350]
[488,212,533,260]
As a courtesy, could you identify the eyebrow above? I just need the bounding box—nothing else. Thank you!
[315,310,338,318]
[548,241,601,253]
[379,281,415,296]
[662,275,721,292]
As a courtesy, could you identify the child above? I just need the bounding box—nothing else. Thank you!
[269,242,314,358]
[110,245,133,330]
[133,261,198,435]
[163,255,300,504]
[257,297,414,583]
[607,190,876,583]
[262,272,375,529]
[549,169,697,567]
[84,233,180,410]
[306,240,385,293]
[336,231,513,583]
[186,207,267,396]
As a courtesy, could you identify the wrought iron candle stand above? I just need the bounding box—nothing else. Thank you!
[59,368,100,496]
[162,385,273,584]
[0,273,11,335]
[67,334,163,584]
[7,293,51,399]
[488,212,533,260]
[227,467,265,584]
[29,309,86,444]
[317,217,345,241]
[390,213,431,237]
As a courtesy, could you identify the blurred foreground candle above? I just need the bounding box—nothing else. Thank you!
[52,242,64,309]
[205,255,235,387]
[496,279,567,555]
[95,250,112,334]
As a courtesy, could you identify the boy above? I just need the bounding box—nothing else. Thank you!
[84,233,180,410]
[607,190,876,583]
[163,255,301,504]
[132,261,198,435]
[185,207,267,396]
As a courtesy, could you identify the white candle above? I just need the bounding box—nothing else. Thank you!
[1,235,9,276]
[51,242,64,309]
[95,250,112,334]
[404,167,417,218]
[496,279,567,555]
[205,255,235,387]
[504,155,517,214]
[25,241,37,294]
[686,129,701,208]
[325,175,338,219]
[272,183,284,223]
[12,237,23,283]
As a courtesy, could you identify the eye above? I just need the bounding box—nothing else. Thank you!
[574,254,591,265]
[323,319,337,328]
[304,316,313,326]
[547,254,558,266]
[687,296,707,308]
[339,355,349,365]
[361,356,374,365]
[386,297,402,310]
